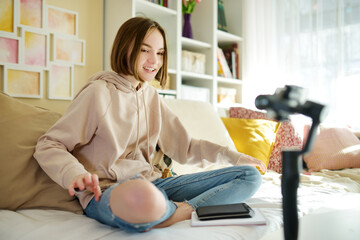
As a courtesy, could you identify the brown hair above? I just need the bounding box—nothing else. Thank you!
[111,17,168,87]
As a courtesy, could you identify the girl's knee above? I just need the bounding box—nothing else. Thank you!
[109,179,167,224]
[247,165,262,184]
[246,166,263,194]
[234,165,262,188]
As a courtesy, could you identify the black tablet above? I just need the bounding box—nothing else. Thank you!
[196,203,254,221]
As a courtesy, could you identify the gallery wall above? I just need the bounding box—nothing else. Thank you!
[0,0,103,114]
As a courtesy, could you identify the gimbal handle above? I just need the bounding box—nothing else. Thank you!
[255,85,327,240]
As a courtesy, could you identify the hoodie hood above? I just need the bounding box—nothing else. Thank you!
[75,71,148,98]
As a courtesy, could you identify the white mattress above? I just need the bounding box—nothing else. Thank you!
[1,169,360,240]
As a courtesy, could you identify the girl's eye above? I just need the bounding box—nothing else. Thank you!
[141,49,149,53]
[158,52,165,56]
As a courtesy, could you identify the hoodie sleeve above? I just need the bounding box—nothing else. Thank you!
[157,100,240,168]
[34,82,111,189]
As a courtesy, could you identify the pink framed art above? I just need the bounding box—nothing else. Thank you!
[21,27,48,68]
[19,0,44,29]
[46,6,78,36]
[0,34,20,64]
[48,63,73,100]
[53,34,85,65]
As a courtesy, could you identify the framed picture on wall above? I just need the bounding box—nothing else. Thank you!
[0,0,18,35]
[18,0,45,29]
[2,64,43,98]
[45,5,78,36]
[52,34,85,66]
[48,63,74,100]
[21,27,49,68]
[0,34,21,64]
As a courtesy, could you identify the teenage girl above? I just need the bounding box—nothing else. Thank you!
[35,17,266,233]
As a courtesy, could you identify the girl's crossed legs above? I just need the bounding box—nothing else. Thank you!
[84,165,262,233]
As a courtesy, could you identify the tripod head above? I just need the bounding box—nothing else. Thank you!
[255,85,328,154]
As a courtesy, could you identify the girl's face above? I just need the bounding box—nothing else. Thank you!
[136,29,165,83]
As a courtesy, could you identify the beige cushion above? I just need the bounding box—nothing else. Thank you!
[304,124,360,172]
[163,98,236,150]
[0,92,83,213]
[163,98,236,174]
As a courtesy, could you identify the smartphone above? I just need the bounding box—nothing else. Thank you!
[196,203,254,221]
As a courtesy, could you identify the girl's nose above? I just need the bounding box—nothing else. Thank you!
[148,51,158,64]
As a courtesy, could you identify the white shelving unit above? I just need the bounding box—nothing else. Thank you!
[103,0,244,110]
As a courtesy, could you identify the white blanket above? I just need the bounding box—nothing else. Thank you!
[1,169,360,240]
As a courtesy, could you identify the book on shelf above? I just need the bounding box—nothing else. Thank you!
[217,0,228,32]
[222,43,241,79]
[217,56,225,77]
[217,47,232,78]
[222,49,236,79]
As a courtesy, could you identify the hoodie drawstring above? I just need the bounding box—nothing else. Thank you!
[143,92,150,161]
[132,88,150,162]
[133,90,140,160]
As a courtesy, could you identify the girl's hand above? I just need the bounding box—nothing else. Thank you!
[236,153,267,174]
[68,173,102,201]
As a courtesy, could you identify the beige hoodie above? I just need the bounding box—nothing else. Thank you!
[34,71,242,209]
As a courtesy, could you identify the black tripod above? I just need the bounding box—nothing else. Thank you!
[255,85,327,240]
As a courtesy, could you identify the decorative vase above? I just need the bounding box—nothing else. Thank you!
[182,13,193,39]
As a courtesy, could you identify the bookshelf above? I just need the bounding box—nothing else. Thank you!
[103,0,244,111]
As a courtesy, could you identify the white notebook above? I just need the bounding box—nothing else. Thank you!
[191,208,267,227]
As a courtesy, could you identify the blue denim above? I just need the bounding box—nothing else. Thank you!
[153,165,262,209]
[84,182,177,233]
[84,165,261,233]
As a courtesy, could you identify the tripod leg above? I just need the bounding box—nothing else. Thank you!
[281,151,302,240]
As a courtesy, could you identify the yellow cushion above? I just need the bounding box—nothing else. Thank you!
[0,92,83,214]
[221,118,281,170]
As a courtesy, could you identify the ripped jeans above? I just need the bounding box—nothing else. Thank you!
[84,165,262,233]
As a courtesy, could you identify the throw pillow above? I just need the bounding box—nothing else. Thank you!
[303,124,360,172]
[163,98,237,175]
[0,92,83,214]
[229,107,303,173]
[221,118,281,173]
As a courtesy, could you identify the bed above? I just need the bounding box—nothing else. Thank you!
[1,92,360,240]
[1,169,360,240]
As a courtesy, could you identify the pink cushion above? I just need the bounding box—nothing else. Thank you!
[229,107,303,173]
[304,125,360,172]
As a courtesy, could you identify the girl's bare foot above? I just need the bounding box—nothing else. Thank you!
[153,202,194,228]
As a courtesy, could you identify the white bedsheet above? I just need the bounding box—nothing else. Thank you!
[1,169,360,240]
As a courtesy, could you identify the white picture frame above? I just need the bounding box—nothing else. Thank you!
[17,0,45,29]
[47,62,74,100]
[20,26,49,69]
[0,33,22,65]
[0,0,18,36]
[45,5,78,37]
[3,64,43,98]
[52,33,85,66]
